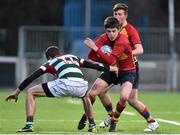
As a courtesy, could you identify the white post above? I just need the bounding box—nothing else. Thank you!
[18,26,27,85]
[168,0,177,91]
[85,0,91,36]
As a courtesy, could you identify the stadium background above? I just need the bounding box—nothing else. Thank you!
[0,0,180,134]
[0,0,179,91]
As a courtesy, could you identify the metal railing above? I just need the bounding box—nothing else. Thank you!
[17,26,179,91]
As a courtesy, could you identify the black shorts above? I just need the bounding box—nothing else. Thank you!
[133,61,139,89]
[42,83,55,97]
[99,71,136,86]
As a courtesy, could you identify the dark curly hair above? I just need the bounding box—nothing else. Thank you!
[45,45,61,60]
[113,3,128,15]
[104,16,122,29]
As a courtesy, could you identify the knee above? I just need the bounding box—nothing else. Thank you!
[89,84,101,99]
[82,95,89,102]
[26,88,35,97]
[98,92,106,99]
[128,98,135,106]
[128,96,138,106]
[89,90,97,100]
[120,95,129,103]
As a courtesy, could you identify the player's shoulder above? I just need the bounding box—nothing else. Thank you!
[99,33,108,40]
[96,33,109,44]
[117,33,129,43]
[125,23,138,32]
[119,33,129,39]
[125,23,137,29]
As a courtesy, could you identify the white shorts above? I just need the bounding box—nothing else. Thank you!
[43,78,88,98]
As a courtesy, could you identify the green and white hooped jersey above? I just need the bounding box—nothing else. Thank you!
[40,54,85,81]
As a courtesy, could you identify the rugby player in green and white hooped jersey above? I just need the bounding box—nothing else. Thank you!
[5,45,118,133]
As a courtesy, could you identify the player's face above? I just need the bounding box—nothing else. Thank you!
[106,28,119,41]
[113,9,127,24]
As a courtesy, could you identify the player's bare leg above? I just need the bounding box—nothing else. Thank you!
[99,84,114,107]
[128,89,159,131]
[82,94,97,133]
[17,84,47,132]
[78,78,109,130]
[98,84,114,128]
[109,81,133,132]
[89,78,109,103]
[128,89,145,112]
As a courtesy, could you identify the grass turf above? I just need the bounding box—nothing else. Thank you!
[0,90,180,134]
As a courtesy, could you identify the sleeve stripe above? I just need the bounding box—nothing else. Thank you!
[40,66,46,71]
[80,59,84,64]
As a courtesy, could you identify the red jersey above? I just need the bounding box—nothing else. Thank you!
[88,33,135,72]
[121,23,142,49]
[120,23,142,61]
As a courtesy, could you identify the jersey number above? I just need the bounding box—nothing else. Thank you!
[61,57,77,64]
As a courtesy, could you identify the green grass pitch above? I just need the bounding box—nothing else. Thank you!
[0,90,180,134]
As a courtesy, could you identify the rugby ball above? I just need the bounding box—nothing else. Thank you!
[100,45,112,55]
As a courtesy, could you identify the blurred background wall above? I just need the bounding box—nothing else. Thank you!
[0,0,179,92]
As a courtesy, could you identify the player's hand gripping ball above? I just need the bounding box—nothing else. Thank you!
[100,45,112,55]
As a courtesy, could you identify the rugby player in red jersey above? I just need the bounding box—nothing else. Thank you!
[78,3,159,132]
[97,3,159,132]
[78,16,137,132]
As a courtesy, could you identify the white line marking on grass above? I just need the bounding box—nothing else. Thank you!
[37,119,78,122]
[0,118,145,123]
[12,133,113,135]
[66,98,81,105]
[122,111,136,116]
[157,118,180,126]
[96,110,136,116]
[5,131,180,135]
[154,112,180,114]
[35,119,145,123]
[39,132,88,134]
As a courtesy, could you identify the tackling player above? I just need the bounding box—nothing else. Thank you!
[5,45,118,133]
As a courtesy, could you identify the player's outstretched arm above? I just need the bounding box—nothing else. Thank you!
[5,69,44,102]
[84,38,98,52]
[5,88,21,102]
[132,43,143,56]
[18,69,44,91]
[84,37,119,65]
[82,60,118,75]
